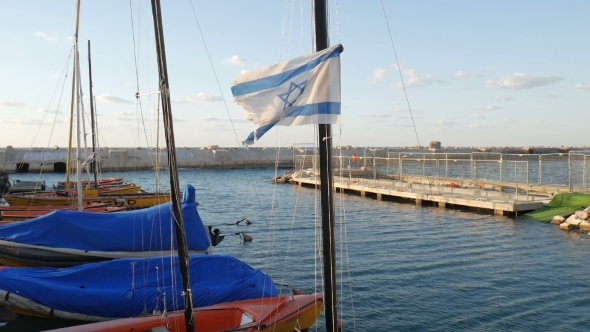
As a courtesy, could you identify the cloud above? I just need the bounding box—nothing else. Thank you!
[393,108,425,115]
[469,123,494,129]
[458,85,470,90]
[0,118,62,125]
[392,69,449,89]
[544,94,559,100]
[0,101,26,107]
[484,73,563,90]
[486,66,497,71]
[575,82,590,92]
[223,55,246,67]
[470,115,486,119]
[200,116,248,123]
[189,93,222,102]
[36,109,61,114]
[34,31,55,41]
[96,95,133,104]
[370,68,387,85]
[480,105,501,111]
[365,113,391,119]
[434,120,459,128]
[496,96,515,102]
[455,71,484,79]
[114,111,135,122]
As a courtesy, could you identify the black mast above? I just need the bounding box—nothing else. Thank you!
[87,40,98,189]
[313,0,338,331]
[150,1,194,331]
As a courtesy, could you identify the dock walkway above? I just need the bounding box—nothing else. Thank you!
[291,174,551,215]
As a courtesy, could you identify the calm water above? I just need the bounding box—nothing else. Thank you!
[2,168,590,331]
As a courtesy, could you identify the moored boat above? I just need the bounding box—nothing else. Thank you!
[0,254,284,322]
[2,190,170,209]
[53,177,124,190]
[0,205,127,223]
[45,293,323,332]
[0,184,210,267]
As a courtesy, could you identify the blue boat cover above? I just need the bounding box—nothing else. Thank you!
[0,184,211,253]
[0,254,278,319]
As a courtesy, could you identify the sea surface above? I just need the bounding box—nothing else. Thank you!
[1,168,590,331]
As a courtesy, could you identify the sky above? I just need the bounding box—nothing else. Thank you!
[0,0,588,149]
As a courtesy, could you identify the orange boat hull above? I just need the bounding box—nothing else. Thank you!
[44,293,324,332]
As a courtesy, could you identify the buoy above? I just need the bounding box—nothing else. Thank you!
[245,218,252,225]
[242,233,253,242]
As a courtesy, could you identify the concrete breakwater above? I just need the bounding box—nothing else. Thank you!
[0,146,299,173]
[0,145,585,173]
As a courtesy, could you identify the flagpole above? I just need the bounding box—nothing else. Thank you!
[313,0,338,331]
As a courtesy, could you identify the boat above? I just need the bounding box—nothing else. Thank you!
[0,184,211,267]
[0,254,280,321]
[53,177,124,190]
[44,293,323,332]
[3,182,142,200]
[0,204,126,223]
[2,190,170,209]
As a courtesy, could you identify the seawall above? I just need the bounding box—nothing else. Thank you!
[0,145,584,173]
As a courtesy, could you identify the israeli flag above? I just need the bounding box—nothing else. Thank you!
[231,44,343,146]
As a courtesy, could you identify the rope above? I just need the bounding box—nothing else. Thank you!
[380,0,421,147]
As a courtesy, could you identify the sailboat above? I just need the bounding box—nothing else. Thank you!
[0,0,339,331]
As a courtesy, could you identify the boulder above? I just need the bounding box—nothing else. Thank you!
[565,215,583,227]
[584,205,590,212]
[579,220,590,232]
[550,215,565,225]
[560,222,575,231]
[575,211,589,220]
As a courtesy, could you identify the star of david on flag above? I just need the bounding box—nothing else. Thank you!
[231,44,343,146]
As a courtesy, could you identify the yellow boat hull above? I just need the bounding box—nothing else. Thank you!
[4,193,171,209]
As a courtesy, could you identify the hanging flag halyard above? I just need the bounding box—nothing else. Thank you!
[231,44,343,146]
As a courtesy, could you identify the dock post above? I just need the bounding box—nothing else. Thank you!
[360,191,365,197]
[494,209,503,216]
[439,202,446,209]
[416,199,422,206]
[376,193,382,201]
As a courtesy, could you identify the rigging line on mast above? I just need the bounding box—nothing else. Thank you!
[186,0,267,217]
[31,46,74,150]
[129,0,159,179]
[380,0,422,148]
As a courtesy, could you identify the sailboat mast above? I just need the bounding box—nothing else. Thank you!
[313,0,339,330]
[65,0,81,194]
[150,1,194,331]
[87,40,98,189]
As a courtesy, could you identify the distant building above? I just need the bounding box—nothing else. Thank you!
[429,141,441,150]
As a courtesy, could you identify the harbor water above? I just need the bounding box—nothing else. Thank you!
[1,168,589,331]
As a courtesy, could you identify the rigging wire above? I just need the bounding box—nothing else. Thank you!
[380,0,421,148]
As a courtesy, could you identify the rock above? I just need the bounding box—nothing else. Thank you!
[575,211,589,220]
[580,220,590,232]
[565,215,583,227]
[550,215,565,224]
[584,205,590,212]
[560,222,575,231]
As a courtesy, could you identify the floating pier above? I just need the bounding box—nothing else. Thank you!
[291,174,549,215]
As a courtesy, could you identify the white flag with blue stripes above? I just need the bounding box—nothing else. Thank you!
[231,44,343,146]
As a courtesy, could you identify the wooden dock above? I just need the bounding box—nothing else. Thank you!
[291,175,549,215]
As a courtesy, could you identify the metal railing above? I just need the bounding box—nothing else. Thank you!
[294,151,590,199]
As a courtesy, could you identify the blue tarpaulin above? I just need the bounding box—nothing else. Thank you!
[0,254,278,320]
[0,184,211,253]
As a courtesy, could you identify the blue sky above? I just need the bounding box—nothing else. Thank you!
[0,1,588,149]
